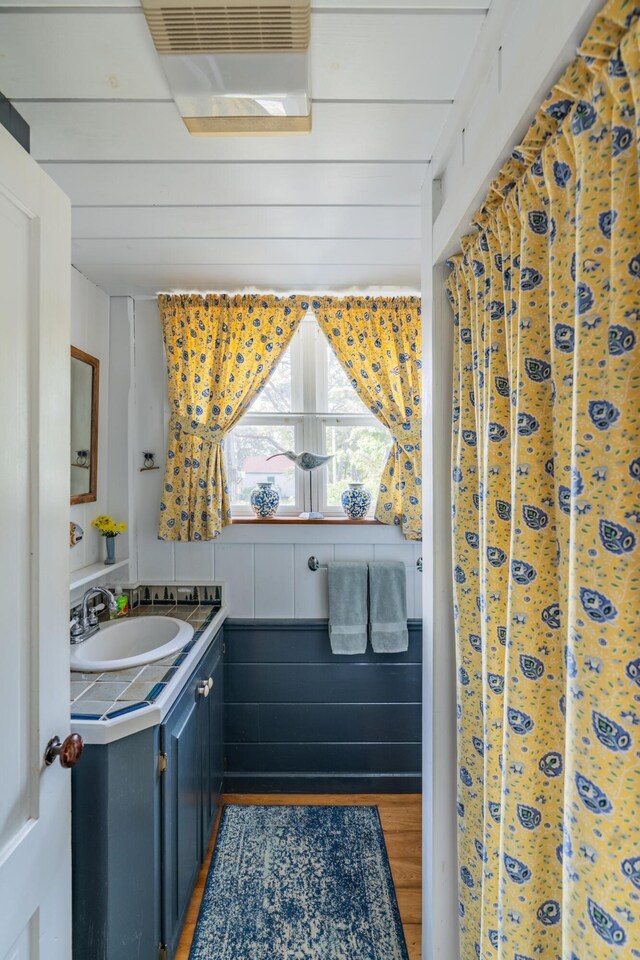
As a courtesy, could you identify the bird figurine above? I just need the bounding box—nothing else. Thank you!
[266,450,334,519]
[267,450,333,471]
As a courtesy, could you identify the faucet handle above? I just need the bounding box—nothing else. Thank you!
[70,615,83,639]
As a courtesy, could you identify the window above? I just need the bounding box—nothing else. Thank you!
[226,313,391,516]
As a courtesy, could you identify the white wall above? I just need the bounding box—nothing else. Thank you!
[69,266,110,572]
[132,298,423,620]
[431,0,604,263]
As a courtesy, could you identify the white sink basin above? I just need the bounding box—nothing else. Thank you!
[70,616,194,673]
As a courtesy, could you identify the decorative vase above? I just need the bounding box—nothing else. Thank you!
[104,536,116,565]
[341,482,371,520]
[250,481,280,519]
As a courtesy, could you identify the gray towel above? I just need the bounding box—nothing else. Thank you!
[368,561,408,653]
[327,561,368,655]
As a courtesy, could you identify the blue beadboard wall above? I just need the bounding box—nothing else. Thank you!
[224,619,422,793]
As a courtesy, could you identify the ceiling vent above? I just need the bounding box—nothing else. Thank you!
[141,0,311,133]
[142,1,310,55]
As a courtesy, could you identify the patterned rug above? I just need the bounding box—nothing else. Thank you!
[189,805,409,960]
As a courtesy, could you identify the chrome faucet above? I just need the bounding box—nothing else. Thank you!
[70,587,118,644]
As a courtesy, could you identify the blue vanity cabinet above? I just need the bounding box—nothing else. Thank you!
[160,627,224,958]
[72,624,224,960]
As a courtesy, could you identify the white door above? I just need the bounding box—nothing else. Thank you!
[0,124,73,959]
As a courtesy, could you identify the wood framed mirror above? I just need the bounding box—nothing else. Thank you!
[70,346,99,505]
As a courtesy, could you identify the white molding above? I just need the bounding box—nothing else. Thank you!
[0,0,488,8]
[422,175,458,960]
[69,267,111,573]
[108,295,136,580]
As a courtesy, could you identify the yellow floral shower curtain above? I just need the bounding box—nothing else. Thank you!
[315,296,422,539]
[158,293,308,540]
[446,2,640,957]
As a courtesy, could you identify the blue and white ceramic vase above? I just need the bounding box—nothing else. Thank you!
[104,536,116,565]
[341,482,371,520]
[250,481,280,519]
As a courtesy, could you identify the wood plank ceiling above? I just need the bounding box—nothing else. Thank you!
[0,0,490,296]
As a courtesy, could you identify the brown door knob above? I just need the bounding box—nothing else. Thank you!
[44,733,84,768]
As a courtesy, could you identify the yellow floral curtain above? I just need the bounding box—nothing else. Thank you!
[158,293,308,540]
[314,296,422,539]
[446,2,640,958]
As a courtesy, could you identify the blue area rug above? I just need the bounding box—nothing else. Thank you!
[189,805,409,960]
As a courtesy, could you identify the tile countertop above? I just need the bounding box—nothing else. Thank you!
[69,604,227,746]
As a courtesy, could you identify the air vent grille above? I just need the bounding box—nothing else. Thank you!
[142,1,310,54]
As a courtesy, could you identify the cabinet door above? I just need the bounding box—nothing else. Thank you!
[161,688,202,959]
[200,632,224,850]
[210,648,224,816]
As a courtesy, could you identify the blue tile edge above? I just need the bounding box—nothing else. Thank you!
[105,701,150,720]
[70,607,218,722]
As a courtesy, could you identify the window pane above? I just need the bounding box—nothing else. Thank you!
[326,345,368,414]
[249,344,292,412]
[226,423,297,505]
[324,422,390,506]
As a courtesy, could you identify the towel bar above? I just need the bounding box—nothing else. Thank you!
[308,555,422,573]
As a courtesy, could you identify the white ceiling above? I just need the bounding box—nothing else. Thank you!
[0,0,491,296]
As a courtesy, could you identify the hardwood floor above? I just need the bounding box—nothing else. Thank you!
[175,793,422,960]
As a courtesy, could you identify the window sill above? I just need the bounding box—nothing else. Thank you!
[231,517,382,525]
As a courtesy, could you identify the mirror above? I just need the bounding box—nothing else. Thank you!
[70,346,99,504]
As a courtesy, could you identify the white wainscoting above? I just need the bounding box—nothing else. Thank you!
[132,298,423,620]
[133,526,422,621]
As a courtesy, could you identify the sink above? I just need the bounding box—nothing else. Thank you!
[70,616,194,673]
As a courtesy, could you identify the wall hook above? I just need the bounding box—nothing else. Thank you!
[140,451,159,472]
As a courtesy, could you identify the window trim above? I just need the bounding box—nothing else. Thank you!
[228,314,390,518]
[316,414,389,515]
[227,413,304,517]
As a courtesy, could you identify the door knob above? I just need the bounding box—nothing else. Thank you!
[44,733,84,768]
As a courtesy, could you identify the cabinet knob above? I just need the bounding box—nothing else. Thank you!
[197,681,210,698]
[207,677,213,690]
[44,733,84,768]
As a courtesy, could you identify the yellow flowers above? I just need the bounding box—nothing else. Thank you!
[92,515,127,537]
